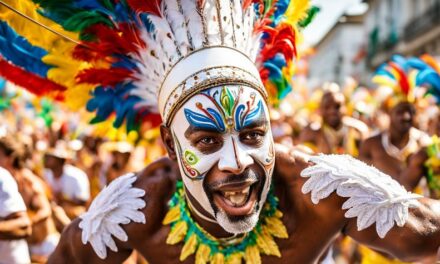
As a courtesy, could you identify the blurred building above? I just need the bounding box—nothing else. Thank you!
[365,0,440,67]
[308,13,366,88]
[307,0,440,88]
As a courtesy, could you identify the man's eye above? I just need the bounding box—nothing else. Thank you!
[199,137,217,145]
[241,131,265,143]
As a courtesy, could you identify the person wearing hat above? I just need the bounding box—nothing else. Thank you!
[0,1,440,264]
[43,140,90,220]
[358,55,439,264]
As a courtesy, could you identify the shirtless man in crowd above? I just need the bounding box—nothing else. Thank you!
[300,87,369,156]
[0,135,59,262]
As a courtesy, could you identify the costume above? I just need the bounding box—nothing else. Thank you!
[0,1,425,263]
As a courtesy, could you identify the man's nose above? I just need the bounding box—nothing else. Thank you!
[218,137,253,174]
[402,111,412,120]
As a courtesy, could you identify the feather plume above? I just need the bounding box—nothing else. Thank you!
[127,0,163,16]
[219,0,234,46]
[163,0,191,55]
[77,68,134,87]
[203,0,221,45]
[181,0,204,49]
[0,58,65,99]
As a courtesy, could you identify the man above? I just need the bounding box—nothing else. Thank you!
[0,1,439,263]
[0,135,59,262]
[358,56,434,263]
[0,167,31,264]
[43,141,90,219]
[299,84,369,156]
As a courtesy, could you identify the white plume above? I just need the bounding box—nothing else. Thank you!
[300,154,421,238]
[163,0,191,56]
[203,0,221,45]
[79,173,146,259]
[231,0,245,52]
[219,0,234,46]
[181,0,205,49]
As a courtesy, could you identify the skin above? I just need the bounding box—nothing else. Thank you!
[359,102,420,180]
[48,129,440,264]
[299,91,367,154]
[0,211,32,240]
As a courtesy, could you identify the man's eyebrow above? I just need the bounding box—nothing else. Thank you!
[239,117,268,131]
[184,125,222,138]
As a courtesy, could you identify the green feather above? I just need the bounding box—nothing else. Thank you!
[63,11,113,34]
[298,6,320,28]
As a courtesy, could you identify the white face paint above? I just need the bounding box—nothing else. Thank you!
[170,85,275,234]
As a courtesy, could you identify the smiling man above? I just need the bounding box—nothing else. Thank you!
[0,0,439,263]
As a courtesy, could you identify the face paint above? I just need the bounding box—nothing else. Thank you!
[170,85,275,233]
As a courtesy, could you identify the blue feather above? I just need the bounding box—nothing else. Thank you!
[0,21,50,77]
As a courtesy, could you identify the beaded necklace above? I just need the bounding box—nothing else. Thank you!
[163,181,288,264]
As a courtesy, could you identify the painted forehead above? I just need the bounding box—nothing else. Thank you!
[171,85,269,132]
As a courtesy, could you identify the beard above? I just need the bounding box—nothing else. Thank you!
[203,167,268,234]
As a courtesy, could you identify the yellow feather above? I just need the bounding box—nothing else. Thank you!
[166,221,187,245]
[264,217,288,239]
[180,234,198,261]
[162,206,181,225]
[256,229,281,257]
[245,246,261,264]
[0,0,78,48]
[211,253,225,264]
[195,244,211,264]
[285,0,310,25]
[226,253,242,264]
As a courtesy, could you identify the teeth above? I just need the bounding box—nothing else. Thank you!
[222,186,251,207]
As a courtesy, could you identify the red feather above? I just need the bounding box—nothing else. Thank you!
[389,62,410,95]
[141,113,162,128]
[259,23,296,63]
[73,23,145,62]
[126,0,162,16]
[77,68,135,87]
[0,59,65,100]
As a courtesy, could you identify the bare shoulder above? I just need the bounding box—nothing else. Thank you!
[48,157,179,263]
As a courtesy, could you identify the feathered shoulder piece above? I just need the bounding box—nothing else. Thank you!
[79,173,146,259]
[301,154,421,238]
[0,0,314,131]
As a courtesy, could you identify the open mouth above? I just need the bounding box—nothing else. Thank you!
[212,180,259,217]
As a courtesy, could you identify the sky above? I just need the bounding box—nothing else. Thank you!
[303,0,367,47]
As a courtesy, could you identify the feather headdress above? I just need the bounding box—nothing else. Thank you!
[0,0,313,132]
[373,54,440,108]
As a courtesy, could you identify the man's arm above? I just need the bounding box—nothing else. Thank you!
[0,211,32,239]
[399,149,428,191]
[48,158,176,263]
[344,197,440,261]
[301,154,440,262]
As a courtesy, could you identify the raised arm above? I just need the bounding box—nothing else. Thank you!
[301,154,440,262]
[48,158,176,263]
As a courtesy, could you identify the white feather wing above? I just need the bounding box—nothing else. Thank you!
[79,173,146,259]
[300,154,421,238]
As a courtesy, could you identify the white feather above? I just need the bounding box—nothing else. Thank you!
[148,15,179,65]
[164,0,191,56]
[300,154,421,238]
[79,173,146,259]
[204,0,221,45]
[218,0,234,46]
[231,0,245,52]
[181,0,205,49]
